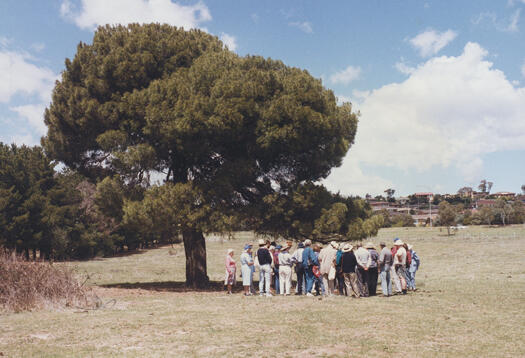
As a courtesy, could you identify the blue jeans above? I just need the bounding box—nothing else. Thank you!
[380,265,392,296]
[407,269,417,289]
[304,267,315,293]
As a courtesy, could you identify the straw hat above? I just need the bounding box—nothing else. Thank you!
[408,244,413,250]
[365,242,375,249]
[330,241,338,249]
[395,240,404,246]
[304,239,312,246]
[342,244,353,252]
[258,239,265,246]
[227,248,234,255]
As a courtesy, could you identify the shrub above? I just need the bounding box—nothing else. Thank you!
[0,249,93,312]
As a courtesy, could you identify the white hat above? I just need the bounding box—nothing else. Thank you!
[227,249,234,255]
[330,241,338,249]
[342,244,353,252]
[365,242,375,249]
[258,239,265,246]
[408,244,413,250]
[395,240,404,246]
[269,245,275,251]
[304,239,312,246]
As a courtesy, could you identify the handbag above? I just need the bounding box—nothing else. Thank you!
[312,265,321,278]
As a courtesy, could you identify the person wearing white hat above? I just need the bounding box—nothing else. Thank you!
[340,244,361,298]
[256,239,273,297]
[301,239,319,296]
[365,242,379,296]
[393,240,408,294]
[240,244,255,296]
[278,245,293,295]
[318,241,339,296]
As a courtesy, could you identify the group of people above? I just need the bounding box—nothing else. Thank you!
[224,237,420,297]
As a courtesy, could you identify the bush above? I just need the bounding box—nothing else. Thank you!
[0,249,93,312]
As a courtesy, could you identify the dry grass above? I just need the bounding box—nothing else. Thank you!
[1,226,524,357]
[0,250,93,313]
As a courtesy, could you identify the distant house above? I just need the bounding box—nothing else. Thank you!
[412,213,438,226]
[476,199,497,208]
[368,201,390,211]
[492,192,516,199]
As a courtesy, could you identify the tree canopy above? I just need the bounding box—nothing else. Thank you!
[43,24,359,287]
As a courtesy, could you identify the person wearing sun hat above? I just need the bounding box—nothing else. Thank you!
[393,239,408,294]
[256,239,273,297]
[390,238,402,294]
[340,244,361,298]
[278,245,293,295]
[365,242,380,296]
[378,242,393,297]
[406,244,420,291]
[240,244,255,296]
[302,239,319,297]
[292,242,306,295]
[318,241,339,296]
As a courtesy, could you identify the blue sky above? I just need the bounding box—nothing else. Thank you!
[1,0,524,196]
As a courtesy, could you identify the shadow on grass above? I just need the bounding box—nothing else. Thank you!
[100,280,241,293]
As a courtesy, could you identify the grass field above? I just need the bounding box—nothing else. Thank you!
[1,226,524,357]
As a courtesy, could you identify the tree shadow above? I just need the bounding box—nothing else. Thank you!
[100,280,241,293]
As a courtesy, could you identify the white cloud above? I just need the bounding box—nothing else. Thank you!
[329,65,362,85]
[30,42,46,52]
[323,156,394,197]
[220,33,237,51]
[327,42,525,195]
[60,0,212,30]
[0,50,56,103]
[289,21,313,34]
[9,104,47,135]
[395,61,415,75]
[472,9,521,32]
[409,29,457,57]
[508,9,521,32]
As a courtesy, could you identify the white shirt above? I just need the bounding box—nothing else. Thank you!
[355,247,370,268]
[292,248,304,264]
[394,246,407,265]
[278,251,293,266]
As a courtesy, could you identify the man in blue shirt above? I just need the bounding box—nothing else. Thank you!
[302,239,319,296]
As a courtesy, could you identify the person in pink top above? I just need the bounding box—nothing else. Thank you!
[224,249,236,294]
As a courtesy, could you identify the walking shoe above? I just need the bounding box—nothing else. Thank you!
[265,293,273,297]
[306,292,314,297]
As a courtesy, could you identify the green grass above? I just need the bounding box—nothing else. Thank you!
[1,226,524,357]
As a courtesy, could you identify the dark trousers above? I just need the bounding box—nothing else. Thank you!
[336,267,346,295]
[356,267,369,297]
[295,265,305,294]
[367,267,378,296]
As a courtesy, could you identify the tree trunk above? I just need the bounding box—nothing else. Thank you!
[182,229,209,288]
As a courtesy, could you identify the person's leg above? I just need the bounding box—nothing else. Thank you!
[322,274,330,296]
[274,268,280,294]
[369,267,378,296]
[349,272,361,298]
[259,268,264,294]
[411,269,417,290]
[380,269,388,296]
[397,266,407,293]
[264,265,272,295]
[286,267,292,294]
[279,269,285,295]
[343,273,351,296]
[305,268,314,294]
[386,266,392,296]
[406,270,413,290]
[391,266,401,293]
[296,267,304,294]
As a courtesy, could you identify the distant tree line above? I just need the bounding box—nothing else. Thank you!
[0,142,380,261]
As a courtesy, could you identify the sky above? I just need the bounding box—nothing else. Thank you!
[0,0,524,197]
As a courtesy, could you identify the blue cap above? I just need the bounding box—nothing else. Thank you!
[393,238,400,242]
[244,244,252,250]
[275,245,282,250]
[298,242,304,248]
